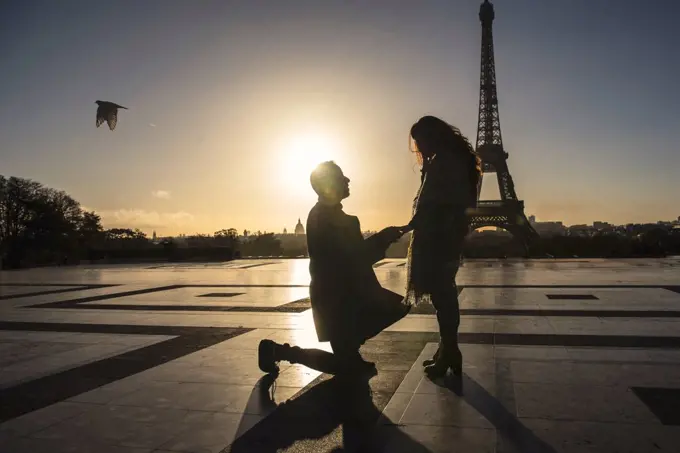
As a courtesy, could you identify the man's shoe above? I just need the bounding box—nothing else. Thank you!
[258,339,280,375]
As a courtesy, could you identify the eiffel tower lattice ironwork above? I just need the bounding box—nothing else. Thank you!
[470,0,539,249]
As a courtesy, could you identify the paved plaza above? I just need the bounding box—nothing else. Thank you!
[1,258,680,452]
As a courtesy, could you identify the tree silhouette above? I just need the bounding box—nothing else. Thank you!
[0,175,98,267]
[239,232,282,256]
[105,228,147,241]
[214,228,239,250]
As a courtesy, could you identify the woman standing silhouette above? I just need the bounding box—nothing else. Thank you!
[404,115,481,377]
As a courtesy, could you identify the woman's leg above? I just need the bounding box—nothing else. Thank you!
[424,259,463,376]
[433,282,461,344]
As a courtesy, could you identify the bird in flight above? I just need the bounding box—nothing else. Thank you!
[95,100,128,130]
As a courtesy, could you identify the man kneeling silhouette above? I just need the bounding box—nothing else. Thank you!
[258,161,409,375]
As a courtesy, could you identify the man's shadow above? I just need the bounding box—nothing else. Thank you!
[224,373,432,453]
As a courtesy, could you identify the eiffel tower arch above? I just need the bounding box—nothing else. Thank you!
[470,0,539,252]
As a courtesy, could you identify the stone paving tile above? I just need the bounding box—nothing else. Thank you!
[514,419,680,453]
[156,412,264,453]
[0,285,140,310]
[29,405,201,450]
[109,381,300,415]
[0,341,77,368]
[0,285,81,297]
[0,402,95,437]
[460,287,680,310]
[376,424,496,453]
[493,316,556,334]
[566,346,680,363]
[514,383,659,424]
[0,330,79,342]
[0,342,160,389]
[494,345,569,360]
[0,436,151,453]
[90,286,311,308]
[506,360,680,387]
[69,376,149,405]
[399,391,495,429]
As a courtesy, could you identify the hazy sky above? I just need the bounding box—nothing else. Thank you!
[1,0,678,235]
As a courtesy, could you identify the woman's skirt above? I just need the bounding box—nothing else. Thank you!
[405,223,467,306]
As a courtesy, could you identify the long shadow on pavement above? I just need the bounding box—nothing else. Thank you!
[438,373,558,453]
[222,373,432,453]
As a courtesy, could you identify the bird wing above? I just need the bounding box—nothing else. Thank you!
[96,105,106,128]
[106,109,118,130]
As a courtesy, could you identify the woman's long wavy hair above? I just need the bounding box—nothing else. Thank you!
[409,115,482,201]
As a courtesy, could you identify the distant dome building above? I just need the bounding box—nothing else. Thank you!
[294,218,305,235]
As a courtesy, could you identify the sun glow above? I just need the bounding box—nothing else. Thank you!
[279,132,341,195]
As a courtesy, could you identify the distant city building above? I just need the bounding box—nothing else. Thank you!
[294,218,305,235]
[535,222,566,237]
[593,221,612,230]
[274,218,307,256]
[528,215,566,237]
[567,224,595,237]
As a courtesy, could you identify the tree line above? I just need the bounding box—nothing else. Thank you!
[0,175,108,268]
[0,175,294,268]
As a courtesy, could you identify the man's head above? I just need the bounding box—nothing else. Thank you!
[310,161,350,203]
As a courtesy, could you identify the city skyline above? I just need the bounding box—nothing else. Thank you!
[147,213,680,240]
[2,0,679,235]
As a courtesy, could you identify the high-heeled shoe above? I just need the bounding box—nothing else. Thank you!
[424,342,462,378]
[422,341,441,367]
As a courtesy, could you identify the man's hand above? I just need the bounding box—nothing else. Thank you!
[378,226,405,244]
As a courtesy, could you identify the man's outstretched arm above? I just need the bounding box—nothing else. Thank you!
[363,227,404,264]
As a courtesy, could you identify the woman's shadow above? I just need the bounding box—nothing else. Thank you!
[223,373,433,453]
[433,373,557,453]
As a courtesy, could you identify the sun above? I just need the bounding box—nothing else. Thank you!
[279,132,340,194]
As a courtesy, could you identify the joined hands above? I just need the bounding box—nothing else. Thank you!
[378,224,412,244]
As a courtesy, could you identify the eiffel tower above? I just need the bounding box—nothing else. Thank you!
[470,0,539,250]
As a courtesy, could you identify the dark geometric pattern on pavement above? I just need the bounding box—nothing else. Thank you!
[0,283,117,301]
[545,294,599,300]
[0,321,252,423]
[25,284,680,318]
[631,386,680,426]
